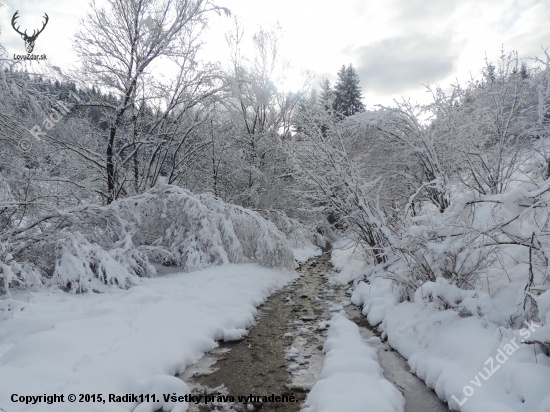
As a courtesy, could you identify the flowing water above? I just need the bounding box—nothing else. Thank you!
[180,251,450,412]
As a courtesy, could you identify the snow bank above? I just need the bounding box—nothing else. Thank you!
[334,243,550,411]
[348,267,550,411]
[0,264,295,412]
[381,298,550,411]
[303,313,405,412]
[351,278,399,326]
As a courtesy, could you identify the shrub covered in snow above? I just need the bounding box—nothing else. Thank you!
[111,186,295,272]
[0,247,42,296]
[2,185,295,294]
[255,209,327,249]
[53,232,151,293]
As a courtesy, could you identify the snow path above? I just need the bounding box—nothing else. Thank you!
[0,264,295,412]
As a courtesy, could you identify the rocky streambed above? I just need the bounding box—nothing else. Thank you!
[180,251,450,412]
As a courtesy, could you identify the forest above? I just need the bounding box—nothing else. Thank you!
[1,0,550,411]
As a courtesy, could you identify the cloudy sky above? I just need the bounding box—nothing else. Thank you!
[1,0,550,106]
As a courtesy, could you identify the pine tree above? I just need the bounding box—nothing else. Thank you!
[520,62,529,79]
[319,78,335,112]
[333,64,365,116]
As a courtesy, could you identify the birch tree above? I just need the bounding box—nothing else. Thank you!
[73,0,229,203]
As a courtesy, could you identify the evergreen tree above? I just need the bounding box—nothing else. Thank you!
[333,64,365,116]
[319,78,335,112]
[520,62,529,79]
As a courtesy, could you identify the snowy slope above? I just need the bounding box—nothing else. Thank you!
[0,264,295,412]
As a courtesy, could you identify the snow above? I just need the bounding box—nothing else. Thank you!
[303,312,405,412]
[336,245,550,412]
[2,185,296,296]
[0,264,295,412]
[351,278,398,325]
[291,242,322,264]
[381,302,550,411]
[330,239,370,283]
[134,376,189,412]
[285,346,299,360]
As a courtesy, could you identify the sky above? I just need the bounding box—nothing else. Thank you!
[1,0,550,107]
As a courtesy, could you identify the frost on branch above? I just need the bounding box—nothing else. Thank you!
[0,250,42,296]
[12,185,295,294]
[53,232,142,293]
[113,185,295,272]
[254,209,328,249]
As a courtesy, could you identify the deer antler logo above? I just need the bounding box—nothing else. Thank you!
[11,11,49,54]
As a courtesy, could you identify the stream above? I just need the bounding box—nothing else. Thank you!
[180,251,450,412]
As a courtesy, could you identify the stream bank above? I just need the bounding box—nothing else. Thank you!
[181,251,450,412]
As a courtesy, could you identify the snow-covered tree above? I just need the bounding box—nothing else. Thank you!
[334,64,365,117]
[289,104,391,263]
[318,78,335,112]
[221,20,311,212]
[73,0,229,203]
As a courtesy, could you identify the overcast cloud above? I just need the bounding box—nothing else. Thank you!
[353,34,462,94]
[1,0,549,106]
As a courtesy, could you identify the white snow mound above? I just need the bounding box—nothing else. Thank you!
[303,312,405,412]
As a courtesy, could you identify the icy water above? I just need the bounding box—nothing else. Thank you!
[181,252,450,412]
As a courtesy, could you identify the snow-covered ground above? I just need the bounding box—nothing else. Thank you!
[303,312,405,412]
[291,243,322,264]
[333,243,550,412]
[0,264,296,412]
